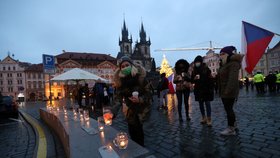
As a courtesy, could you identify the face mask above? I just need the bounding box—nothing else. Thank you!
[220,54,228,65]
[121,66,132,76]
[195,62,201,67]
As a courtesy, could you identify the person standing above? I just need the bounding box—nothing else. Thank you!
[265,71,277,92]
[276,71,280,92]
[244,76,250,91]
[84,83,90,106]
[191,55,214,127]
[112,56,151,146]
[173,59,191,122]
[254,72,265,94]
[218,46,243,136]
[77,84,84,108]
[158,73,169,110]
[93,79,105,109]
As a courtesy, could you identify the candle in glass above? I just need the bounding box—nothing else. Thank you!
[103,107,113,125]
[97,117,104,132]
[115,132,128,149]
[83,109,89,121]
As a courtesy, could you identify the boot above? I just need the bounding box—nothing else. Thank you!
[200,116,207,124]
[207,117,212,127]
[179,113,183,122]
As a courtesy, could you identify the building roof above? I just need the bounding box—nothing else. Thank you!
[57,51,115,60]
[269,41,280,52]
[56,51,117,66]
[24,63,43,72]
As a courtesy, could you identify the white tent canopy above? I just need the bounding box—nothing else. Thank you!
[50,68,108,83]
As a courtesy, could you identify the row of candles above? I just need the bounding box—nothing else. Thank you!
[46,105,128,149]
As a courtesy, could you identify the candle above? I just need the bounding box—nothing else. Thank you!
[120,141,126,147]
[115,132,128,149]
[104,119,112,125]
[99,126,104,131]
[83,110,89,121]
[98,116,105,132]
[103,113,113,125]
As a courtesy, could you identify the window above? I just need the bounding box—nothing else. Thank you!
[0,73,2,77]
[33,81,37,89]
[0,80,2,85]
[8,80,13,85]
[18,80,22,84]
[13,66,15,70]
[8,67,10,70]
[33,73,36,79]
[38,81,42,88]
[8,87,13,92]
[38,74,41,79]
[28,81,32,89]
[3,67,5,71]
[28,73,31,79]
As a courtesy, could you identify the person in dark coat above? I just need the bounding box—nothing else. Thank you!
[191,55,214,127]
[265,71,277,92]
[112,56,152,146]
[173,59,191,122]
[218,46,243,136]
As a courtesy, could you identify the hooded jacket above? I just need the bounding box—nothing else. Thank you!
[218,54,243,98]
[112,64,151,124]
[191,63,214,101]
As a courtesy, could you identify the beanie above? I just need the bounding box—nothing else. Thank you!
[194,55,203,63]
[119,56,133,68]
[220,46,237,56]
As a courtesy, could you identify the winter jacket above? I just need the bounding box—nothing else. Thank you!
[218,54,243,99]
[173,71,191,91]
[191,63,214,101]
[112,64,152,124]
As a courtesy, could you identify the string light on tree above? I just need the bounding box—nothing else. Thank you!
[159,54,173,77]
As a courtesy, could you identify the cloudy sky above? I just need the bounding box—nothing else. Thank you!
[0,0,279,67]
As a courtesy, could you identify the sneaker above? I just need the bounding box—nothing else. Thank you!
[220,127,236,136]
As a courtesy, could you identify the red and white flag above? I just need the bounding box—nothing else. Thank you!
[241,21,275,74]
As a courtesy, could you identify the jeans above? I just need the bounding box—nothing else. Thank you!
[222,98,236,127]
[160,89,169,107]
[199,101,211,117]
[176,90,190,118]
[128,117,144,146]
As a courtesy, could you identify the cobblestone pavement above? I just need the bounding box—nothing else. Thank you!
[111,89,280,158]
[19,102,66,158]
[0,115,35,158]
[2,89,279,158]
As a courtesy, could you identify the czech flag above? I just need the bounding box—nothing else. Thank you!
[241,21,274,74]
[167,73,176,93]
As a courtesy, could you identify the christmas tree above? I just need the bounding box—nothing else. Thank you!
[159,54,173,77]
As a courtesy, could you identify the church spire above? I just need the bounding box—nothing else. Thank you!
[121,19,129,42]
[139,22,147,43]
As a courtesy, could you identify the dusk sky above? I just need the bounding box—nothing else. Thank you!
[0,0,279,67]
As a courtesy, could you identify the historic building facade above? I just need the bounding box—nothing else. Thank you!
[0,55,29,99]
[44,51,117,99]
[204,50,220,76]
[24,64,45,101]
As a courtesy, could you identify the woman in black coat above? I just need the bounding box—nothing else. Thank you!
[191,56,214,127]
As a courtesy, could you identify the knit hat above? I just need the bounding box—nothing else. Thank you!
[194,55,203,63]
[119,56,133,67]
[220,46,237,56]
